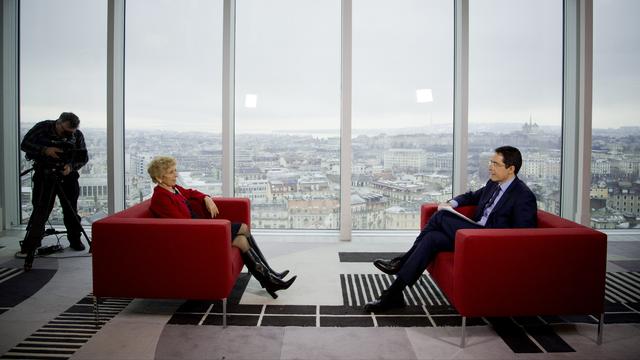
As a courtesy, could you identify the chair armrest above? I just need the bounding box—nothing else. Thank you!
[452,227,607,316]
[420,204,438,229]
[214,197,251,227]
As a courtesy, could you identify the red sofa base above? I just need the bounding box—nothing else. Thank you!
[92,198,251,327]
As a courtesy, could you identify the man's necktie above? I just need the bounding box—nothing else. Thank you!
[483,186,501,212]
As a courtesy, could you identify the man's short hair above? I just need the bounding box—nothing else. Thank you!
[58,112,80,128]
[495,145,522,174]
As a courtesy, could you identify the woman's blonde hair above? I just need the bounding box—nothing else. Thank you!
[147,156,176,184]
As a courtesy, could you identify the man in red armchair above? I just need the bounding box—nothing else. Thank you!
[365,145,537,312]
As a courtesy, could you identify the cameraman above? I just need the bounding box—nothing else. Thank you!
[20,112,89,270]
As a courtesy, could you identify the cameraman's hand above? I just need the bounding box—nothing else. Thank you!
[43,147,64,159]
[204,196,219,218]
[62,164,72,176]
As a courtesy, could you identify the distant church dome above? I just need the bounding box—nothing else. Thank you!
[522,114,540,134]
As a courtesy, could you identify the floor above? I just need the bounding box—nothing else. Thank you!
[1,229,640,359]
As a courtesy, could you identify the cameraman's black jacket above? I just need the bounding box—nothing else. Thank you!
[21,120,89,173]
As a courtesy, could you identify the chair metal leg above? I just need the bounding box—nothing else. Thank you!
[222,298,227,328]
[460,316,466,348]
[597,313,604,345]
[93,296,100,329]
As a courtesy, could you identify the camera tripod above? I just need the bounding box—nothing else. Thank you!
[22,167,92,271]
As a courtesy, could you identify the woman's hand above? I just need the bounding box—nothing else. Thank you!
[204,196,219,218]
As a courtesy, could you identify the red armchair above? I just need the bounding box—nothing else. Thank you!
[91,197,251,327]
[421,204,607,347]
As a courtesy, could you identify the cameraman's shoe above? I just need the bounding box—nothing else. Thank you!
[68,239,85,251]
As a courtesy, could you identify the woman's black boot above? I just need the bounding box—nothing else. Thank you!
[242,249,296,299]
[247,235,290,279]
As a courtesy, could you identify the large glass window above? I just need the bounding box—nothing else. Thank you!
[468,0,563,214]
[19,0,107,224]
[235,0,341,230]
[591,0,640,229]
[124,0,224,207]
[352,0,454,230]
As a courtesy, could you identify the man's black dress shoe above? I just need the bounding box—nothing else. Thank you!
[373,257,402,275]
[364,291,405,312]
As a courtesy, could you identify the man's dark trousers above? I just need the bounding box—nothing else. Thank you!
[22,168,81,252]
[395,210,482,285]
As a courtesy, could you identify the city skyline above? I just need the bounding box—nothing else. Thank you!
[19,117,638,136]
[19,121,640,230]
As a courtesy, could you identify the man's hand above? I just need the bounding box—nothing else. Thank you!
[43,147,64,159]
[437,202,453,211]
[62,164,72,176]
[204,196,219,218]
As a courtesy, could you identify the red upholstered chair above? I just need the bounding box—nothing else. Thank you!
[92,198,250,327]
[420,203,607,347]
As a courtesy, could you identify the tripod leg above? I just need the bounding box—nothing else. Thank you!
[24,249,35,271]
[22,172,58,270]
[23,205,53,270]
[23,216,44,271]
[55,176,91,250]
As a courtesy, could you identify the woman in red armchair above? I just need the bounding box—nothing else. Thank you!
[147,156,296,299]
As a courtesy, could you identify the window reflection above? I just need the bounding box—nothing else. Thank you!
[591,0,640,229]
[124,0,224,208]
[352,0,454,230]
[235,0,341,230]
[468,0,563,215]
[19,0,108,224]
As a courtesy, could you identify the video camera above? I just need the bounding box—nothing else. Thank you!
[27,137,77,175]
[44,138,77,174]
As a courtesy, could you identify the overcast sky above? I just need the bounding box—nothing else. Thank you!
[19,0,639,132]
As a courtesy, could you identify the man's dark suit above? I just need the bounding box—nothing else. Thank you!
[453,176,537,229]
[395,176,537,285]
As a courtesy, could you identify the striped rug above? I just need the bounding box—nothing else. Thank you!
[0,267,25,315]
[0,267,57,316]
[1,295,132,360]
[0,267,22,283]
[341,273,450,307]
[342,272,640,306]
[605,271,640,303]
